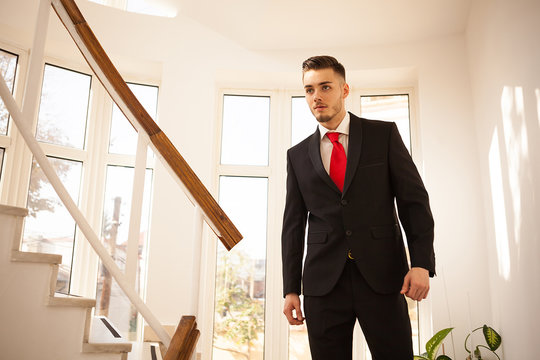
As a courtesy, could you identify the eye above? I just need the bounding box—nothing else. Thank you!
[305,88,314,94]
[322,85,330,90]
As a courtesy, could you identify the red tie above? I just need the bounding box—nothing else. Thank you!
[326,132,346,192]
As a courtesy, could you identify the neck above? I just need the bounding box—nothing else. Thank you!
[320,110,347,131]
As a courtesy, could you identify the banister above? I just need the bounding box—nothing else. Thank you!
[51,0,242,250]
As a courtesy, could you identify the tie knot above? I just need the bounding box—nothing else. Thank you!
[327,132,341,143]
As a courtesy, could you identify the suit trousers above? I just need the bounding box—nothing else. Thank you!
[303,259,413,360]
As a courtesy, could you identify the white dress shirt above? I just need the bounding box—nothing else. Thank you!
[318,112,350,174]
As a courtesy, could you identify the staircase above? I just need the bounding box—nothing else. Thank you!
[0,204,132,359]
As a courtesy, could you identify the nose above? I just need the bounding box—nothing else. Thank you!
[312,89,321,101]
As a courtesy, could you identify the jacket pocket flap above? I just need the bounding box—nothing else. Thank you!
[370,225,397,239]
[307,232,328,244]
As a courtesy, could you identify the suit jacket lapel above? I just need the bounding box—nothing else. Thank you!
[342,113,363,196]
[308,128,341,194]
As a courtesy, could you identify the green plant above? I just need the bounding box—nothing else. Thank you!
[464,325,502,360]
[415,325,502,360]
[414,327,454,360]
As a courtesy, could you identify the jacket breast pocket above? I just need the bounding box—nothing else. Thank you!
[307,232,328,244]
[358,157,385,169]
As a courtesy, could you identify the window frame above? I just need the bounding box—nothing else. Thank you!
[0,41,28,205]
[202,85,430,360]
[0,42,161,340]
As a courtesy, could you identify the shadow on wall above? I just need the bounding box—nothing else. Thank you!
[488,85,540,281]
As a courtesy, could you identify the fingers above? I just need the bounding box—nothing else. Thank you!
[400,274,410,295]
[283,293,304,325]
[402,268,430,301]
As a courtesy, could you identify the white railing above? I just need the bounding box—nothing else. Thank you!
[0,0,239,352]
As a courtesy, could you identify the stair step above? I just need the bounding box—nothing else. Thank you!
[11,250,62,264]
[49,292,96,308]
[0,204,28,217]
[84,316,132,354]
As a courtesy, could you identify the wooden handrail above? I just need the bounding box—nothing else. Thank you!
[163,316,200,360]
[51,0,242,250]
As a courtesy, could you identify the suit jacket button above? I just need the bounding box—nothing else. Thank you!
[345,230,352,236]
[341,199,348,206]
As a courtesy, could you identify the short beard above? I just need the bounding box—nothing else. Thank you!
[315,114,332,123]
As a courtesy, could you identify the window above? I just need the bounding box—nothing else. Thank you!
[288,91,419,359]
[360,94,411,152]
[208,87,422,360]
[0,47,19,184]
[35,64,90,149]
[95,81,158,340]
[109,83,158,156]
[88,0,177,17]
[23,157,83,292]
[22,64,91,293]
[360,92,419,356]
[96,166,153,339]
[0,48,18,136]
[220,95,270,166]
[213,94,271,359]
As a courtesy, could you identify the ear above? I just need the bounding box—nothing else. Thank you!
[343,83,350,99]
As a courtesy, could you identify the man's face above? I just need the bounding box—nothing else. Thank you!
[303,68,349,129]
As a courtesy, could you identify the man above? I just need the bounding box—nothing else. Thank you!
[282,55,435,359]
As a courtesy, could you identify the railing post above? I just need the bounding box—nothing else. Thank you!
[126,132,149,288]
[190,206,204,317]
[22,0,50,124]
[7,0,51,207]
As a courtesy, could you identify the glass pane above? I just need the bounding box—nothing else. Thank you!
[360,95,411,152]
[220,95,270,166]
[0,49,18,135]
[288,96,313,359]
[35,64,91,149]
[291,96,317,147]
[22,156,83,293]
[109,82,159,155]
[96,165,153,340]
[213,176,268,359]
[361,94,420,356]
[0,147,4,180]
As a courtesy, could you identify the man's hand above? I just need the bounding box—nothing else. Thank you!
[283,293,304,325]
[400,267,430,301]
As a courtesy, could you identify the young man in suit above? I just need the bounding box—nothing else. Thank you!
[281,55,435,359]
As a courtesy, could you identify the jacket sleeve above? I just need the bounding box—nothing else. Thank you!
[388,123,436,276]
[281,150,308,296]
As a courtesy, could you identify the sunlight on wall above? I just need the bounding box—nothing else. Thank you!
[500,86,529,246]
[488,128,511,280]
[534,89,540,127]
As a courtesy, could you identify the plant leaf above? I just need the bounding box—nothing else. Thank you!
[426,327,454,359]
[436,356,452,360]
[414,357,429,360]
[482,325,502,351]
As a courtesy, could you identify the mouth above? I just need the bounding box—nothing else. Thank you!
[314,104,327,111]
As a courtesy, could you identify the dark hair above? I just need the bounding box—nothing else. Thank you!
[302,55,346,81]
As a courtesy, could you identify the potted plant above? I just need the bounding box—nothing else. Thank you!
[464,325,502,360]
[414,325,502,360]
[414,327,454,360]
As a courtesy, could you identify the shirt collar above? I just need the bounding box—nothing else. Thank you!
[319,112,350,140]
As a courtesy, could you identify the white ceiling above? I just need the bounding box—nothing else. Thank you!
[172,0,473,50]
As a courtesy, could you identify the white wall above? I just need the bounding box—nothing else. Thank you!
[467,0,540,357]
[0,0,509,358]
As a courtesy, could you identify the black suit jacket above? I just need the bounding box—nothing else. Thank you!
[282,113,435,297]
